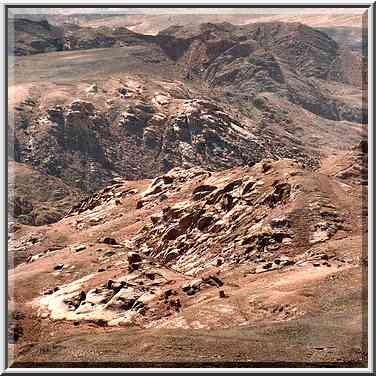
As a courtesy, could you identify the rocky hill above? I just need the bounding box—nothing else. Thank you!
[8,17,366,227]
[10,68,364,226]
[8,18,64,55]
[9,149,367,365]
[158,21,365,122]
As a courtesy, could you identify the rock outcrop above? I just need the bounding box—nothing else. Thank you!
[26,158,360,331]
[8,17,64,55]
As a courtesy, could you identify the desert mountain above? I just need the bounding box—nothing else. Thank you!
[41,9,365,33]
[7,11,368,367]
[9,20,365,222]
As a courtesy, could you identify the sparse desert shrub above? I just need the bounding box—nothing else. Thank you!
[248,56,257,65]
[18,114,29,129]
[8,310,25,344]
[253,96,267,110]
[12,196,33,216]
[32,207,62,226]
[16,214,32,225]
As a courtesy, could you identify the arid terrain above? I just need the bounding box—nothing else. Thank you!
[7,9,368,368]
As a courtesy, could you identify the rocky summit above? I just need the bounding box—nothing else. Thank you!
[8,9,367,368]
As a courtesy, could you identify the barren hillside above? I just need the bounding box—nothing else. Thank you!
[7,11,368,368]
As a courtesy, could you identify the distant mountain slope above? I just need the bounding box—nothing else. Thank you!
[75,11,365,34]
[157,21,365,122]
[10,19,365,122]
[8,17,64,55]
[8,18,366,224]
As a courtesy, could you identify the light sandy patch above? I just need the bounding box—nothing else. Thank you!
[8,83,33,109]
